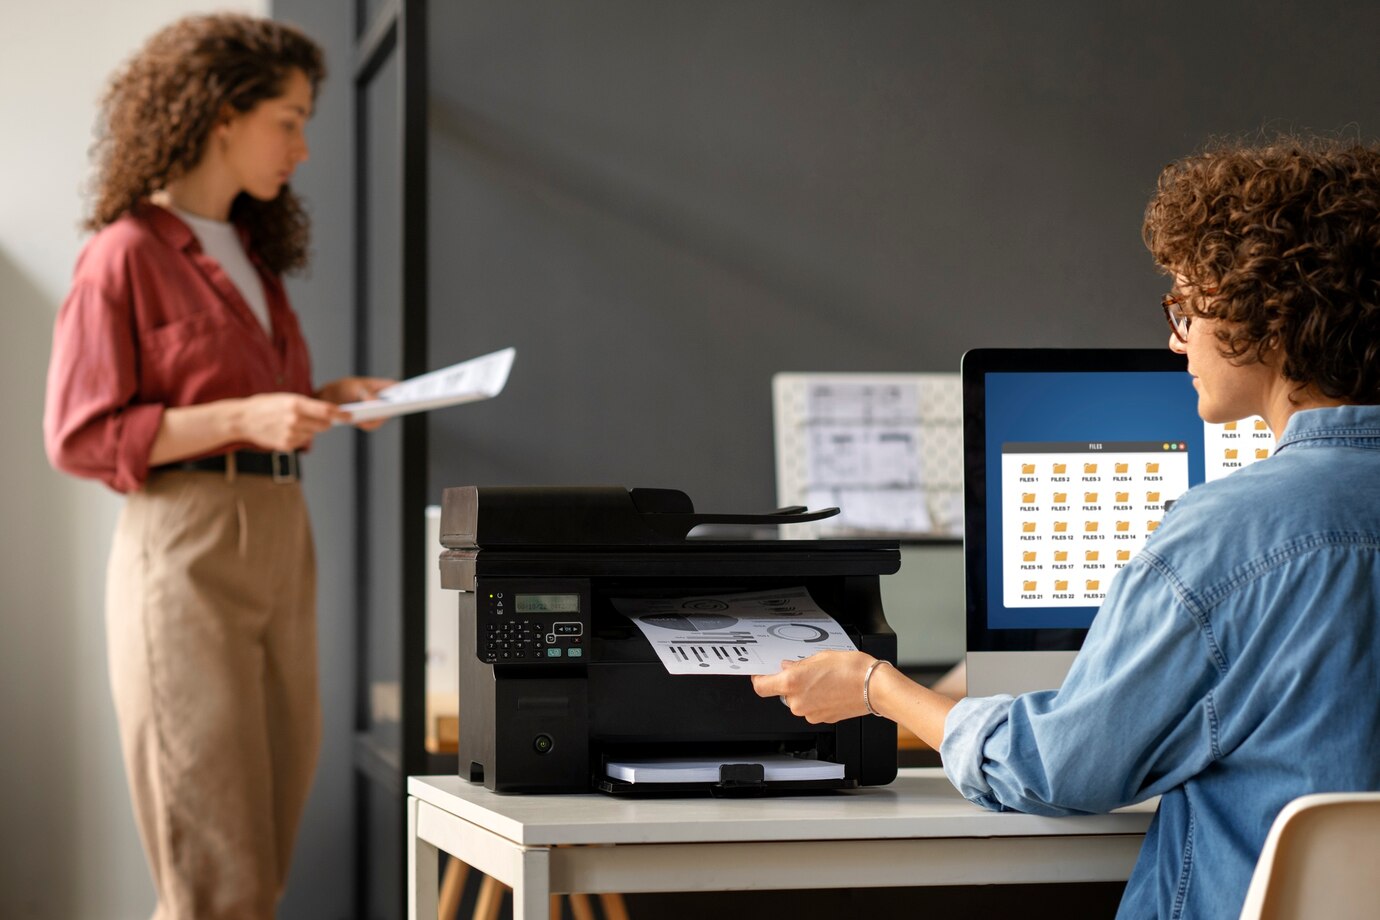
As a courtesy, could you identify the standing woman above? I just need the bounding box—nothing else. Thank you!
[43,15,388,918]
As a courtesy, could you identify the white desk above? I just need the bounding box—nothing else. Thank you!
[408,768,1155,920]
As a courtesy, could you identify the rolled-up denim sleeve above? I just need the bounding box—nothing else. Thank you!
[941,694,1019,810]
[939,556,1222,816]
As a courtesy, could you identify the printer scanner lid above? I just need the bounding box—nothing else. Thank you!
[441,486,846,548]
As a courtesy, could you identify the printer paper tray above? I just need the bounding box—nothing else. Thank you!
[596,755,856,797]
[595,776,858,797]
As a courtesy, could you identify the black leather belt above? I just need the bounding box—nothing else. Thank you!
[164,450,302,482]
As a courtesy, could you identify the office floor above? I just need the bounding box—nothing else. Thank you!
[443,882,1128,919]
[623,885,1128,919]
[440,860,1127,919]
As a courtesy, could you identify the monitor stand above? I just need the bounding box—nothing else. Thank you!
[967,651,1079,697]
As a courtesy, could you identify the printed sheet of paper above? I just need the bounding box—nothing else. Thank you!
[611,587,856,676]
[337,347,515,423]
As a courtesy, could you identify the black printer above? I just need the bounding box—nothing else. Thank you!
[439,486,901,795]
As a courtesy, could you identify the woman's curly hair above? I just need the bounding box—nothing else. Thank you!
[87,14,324,275]
[1143,136,1380,403]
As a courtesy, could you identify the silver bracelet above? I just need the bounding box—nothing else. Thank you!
[863,658,888,716]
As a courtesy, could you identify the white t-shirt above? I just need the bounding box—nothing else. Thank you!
[171,207,272,335]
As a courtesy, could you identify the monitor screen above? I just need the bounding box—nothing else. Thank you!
[963,350,1276,650]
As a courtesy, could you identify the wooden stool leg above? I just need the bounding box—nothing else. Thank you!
[438,858,470,920]
[473,876,505,920]
[599,892,630,920]
[568,893,596,920]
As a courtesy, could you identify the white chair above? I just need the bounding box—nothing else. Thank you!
[1238,792,1380,920]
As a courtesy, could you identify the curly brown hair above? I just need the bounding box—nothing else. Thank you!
[87,14,325,275]
[1143,137,1380,403]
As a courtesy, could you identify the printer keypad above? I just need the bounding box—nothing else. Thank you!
[485,619,543,662]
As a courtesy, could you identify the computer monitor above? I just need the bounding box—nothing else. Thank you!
[962,348,1277,697]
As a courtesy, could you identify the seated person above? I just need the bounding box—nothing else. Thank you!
[754,136,1380,919]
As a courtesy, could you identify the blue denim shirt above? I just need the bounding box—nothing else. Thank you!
[941,405,1380,920]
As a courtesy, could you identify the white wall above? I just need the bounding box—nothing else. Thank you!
[0,3,266,918]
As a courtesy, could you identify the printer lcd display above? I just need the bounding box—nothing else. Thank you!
[515,593,580,613]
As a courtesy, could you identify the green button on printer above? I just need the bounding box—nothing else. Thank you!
[546,648,562,658]
[567,648,583,658]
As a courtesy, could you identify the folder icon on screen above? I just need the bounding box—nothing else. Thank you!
[1224,421,1238,431]
[1115,462,1129,474]
[1022,521,1036,532]
[1022,492,1036,504]
[1086,579,1100,591]
[1225,448,1239,459]
[1146,462,1160,473]
[1148,520,1160,532]
[1256,448,1270,459]
[1147,491,1161,503]
[1116,520,1130,532]
[1053,521,1067,532]
[1055,580,1068,591]
[1054,550,1068,561]
[1023,550,1036,562]
[1255,419,1268,430]
[1053,463,1067,474]
[1054,492,1068,503]
[1084,463,1098,474]
[1085,521,1099,532]
[1117,549,1131,561]
[1085,550,1099,561]
[1084,492,1098,503]
[1116,491,1130,503]
[1023,580,1037,592]
[1021,463,1035,474]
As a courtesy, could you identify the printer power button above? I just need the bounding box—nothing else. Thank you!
[533,733,555,755]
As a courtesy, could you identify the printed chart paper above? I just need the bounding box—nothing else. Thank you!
[611,587,856,676]
[337,347,515,423]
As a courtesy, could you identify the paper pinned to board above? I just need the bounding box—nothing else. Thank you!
[337,347,515,423]
[611,587,857,676]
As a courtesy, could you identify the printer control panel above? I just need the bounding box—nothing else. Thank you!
[477,580,590,665]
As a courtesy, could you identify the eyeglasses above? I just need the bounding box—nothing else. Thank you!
[1161,286,1218,344]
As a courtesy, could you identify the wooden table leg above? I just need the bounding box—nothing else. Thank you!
[438,858,469,920]
[599,893,631,920]
[568,893,595,920]
[474,876,504,920]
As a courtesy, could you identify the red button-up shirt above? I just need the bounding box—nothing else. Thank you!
[44,203,314,493]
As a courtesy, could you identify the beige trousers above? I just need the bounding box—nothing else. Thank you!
[106,470,320,920]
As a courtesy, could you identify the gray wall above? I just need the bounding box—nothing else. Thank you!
[275,0,1380,915]
[1,5,270,919]
[273,3,359,919]
[423,0,1379,514]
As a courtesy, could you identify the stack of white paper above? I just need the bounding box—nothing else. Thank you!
[604,754,844,784]
[337,347,515,423]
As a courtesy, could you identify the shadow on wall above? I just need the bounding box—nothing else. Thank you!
[0,246,144,918]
